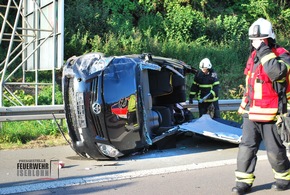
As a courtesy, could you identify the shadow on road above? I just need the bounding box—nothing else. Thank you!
[118,133,240,161]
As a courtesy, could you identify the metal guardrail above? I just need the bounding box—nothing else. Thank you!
[0,105,65,122]
[0,99,242,122]
[182,99,241,113]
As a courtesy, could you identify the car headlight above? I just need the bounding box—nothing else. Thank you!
[97,143,123,158]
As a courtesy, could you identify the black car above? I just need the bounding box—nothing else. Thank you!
[62,52,197,160]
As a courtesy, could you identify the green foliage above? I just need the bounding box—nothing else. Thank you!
[102,0,138,35]
[3,85,63,106]
[163,4,196,41]
[0,120,66,144]
[65,30,90,57]
[138,0,164,13]
[221,111,243,124]
[64,0,290,59]
[242,0,279,20]
[38,85,63,105]
[64,0,108,57]
[24,70,55,83]
[3,90,34,106]
[277,8,290,40]
[138,13,165,39]
[215,15,249,43]
[189,10,207,40]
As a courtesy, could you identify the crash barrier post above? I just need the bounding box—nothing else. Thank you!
[0,100,242,122]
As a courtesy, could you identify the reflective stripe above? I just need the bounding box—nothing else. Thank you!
[239,96,248,114]
[195,81,219,88]
[251,72,255,78]
[249,106,278,121]
[238,106,244,114]
[210,90,216,97]
[253,82,262,99]
[260,53,276,65]
[199,84,213,88]
[249,114,276,122]
[245,74,249,94]
[235,178,254,184]
[287,92,290,101]
[204,97,218,102]
[235,171,255,184]
[278,59,290,69]
[273,169,290,181]
[213,81,220,85]
[240,97,247,108]
[238,106,248,114]
[249,106,278,113]
[276,78,286,83]
[249,113,277,121]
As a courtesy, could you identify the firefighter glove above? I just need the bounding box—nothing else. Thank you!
[276,114,290,143]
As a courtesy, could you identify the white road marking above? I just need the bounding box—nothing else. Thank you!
[0,155,269,194]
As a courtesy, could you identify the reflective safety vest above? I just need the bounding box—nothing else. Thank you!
[128,94,137,112]
[240,47,290,122]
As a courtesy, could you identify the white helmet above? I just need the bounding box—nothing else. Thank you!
[248,18,275,40]
[199,58,212,69]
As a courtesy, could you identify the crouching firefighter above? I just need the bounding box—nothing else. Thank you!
[232,18,290,195]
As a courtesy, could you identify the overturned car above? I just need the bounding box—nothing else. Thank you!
[62,53,242,160]
[62,52,197,160]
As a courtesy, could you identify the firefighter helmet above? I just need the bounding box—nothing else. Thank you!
[248,18,275,40]
[199,58,212,70]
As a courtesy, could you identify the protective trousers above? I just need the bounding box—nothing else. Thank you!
[197,101,220,118]
[235,117,290,185]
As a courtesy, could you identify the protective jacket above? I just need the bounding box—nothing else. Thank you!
[238,43,290,122]
[189,69,220,102]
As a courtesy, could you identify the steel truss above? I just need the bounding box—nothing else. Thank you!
[0,0,64,106]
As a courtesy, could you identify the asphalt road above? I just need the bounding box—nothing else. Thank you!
[0,134,289,195]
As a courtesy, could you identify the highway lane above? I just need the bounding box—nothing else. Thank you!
[18,160,290,195]
[1,134,288,194]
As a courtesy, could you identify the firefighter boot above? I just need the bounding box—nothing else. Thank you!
[232,182,252,195]
[271,179,290,191]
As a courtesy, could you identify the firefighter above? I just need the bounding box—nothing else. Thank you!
[125,94,139,130]
[189,58,220,118]
[232,18,290,194]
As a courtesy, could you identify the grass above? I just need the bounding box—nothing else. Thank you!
[0,120,69,150]
[0,134,68,150]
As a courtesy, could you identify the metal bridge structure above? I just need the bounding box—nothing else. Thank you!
[0,0,64,108]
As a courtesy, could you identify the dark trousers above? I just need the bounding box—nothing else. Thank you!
[127,111,137,125]
[198,101,220,118]
[237,117,290,174]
